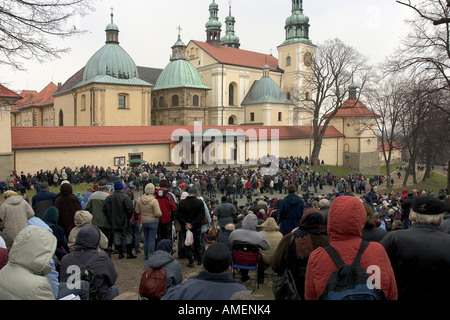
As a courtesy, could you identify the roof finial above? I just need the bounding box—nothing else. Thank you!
[177,25,183,38]
[110,7,114,23]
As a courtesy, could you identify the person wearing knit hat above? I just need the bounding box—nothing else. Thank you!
[161,242,249,300]
[0,190,35,250]
[135,183,162,260]
[103,178,136,259]
[114,181,123,191]
[381,195,450,300]
[176,186,206,268]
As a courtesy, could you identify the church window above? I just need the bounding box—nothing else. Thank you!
[159,96,164,108]
[286,56,291,67]
[81,94,86,111]
[228,116,236,125]
[59,109,64,126]
[193,95,199,107]
[250,112,255,122]
[118,94,127,109]
[153,97,157,108]
[172,95,179,107]
[278,112,282,121]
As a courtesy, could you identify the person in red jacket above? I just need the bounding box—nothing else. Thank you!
[155,178,177,243]
[304,196,398,300]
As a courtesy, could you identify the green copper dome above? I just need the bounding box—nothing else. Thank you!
[205,0,222,30]
[83,13,139,82]
[83,44,139,81]
[153,35,210,91]
[242,66,293,106]
[152,60,211,91]
[280,0,312,47]
[221,4,240,48]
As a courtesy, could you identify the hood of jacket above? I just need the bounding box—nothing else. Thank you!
[60,183,73,196]
[74,210,93,227]
[4,195,25,206]
[148,251,175,269]
[139,193,157,205]
[327,196,366,242]
[42,206,59,225]
[260,217,279,232]
[242,213,258,231]
[8,225,56,275]
[74,225,101,251]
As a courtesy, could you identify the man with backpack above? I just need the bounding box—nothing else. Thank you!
[304,196,398,300]
[139,239,183,300]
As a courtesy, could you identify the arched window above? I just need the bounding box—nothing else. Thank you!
[229,83,235,106]
[286,56,291,67]
[228,116,236,125]
[159,96,164,108]
[59,109,64,127]
[250,112,255,122]
[172,95,179,107]
[193,95,199,107]
[153,97,157,108]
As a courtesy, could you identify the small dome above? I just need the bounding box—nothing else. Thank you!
[83,44,138,81]
[285,12,309,26]
[242,77,293,106]
[153,60,210,91]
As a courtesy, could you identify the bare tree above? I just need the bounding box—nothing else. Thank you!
[364,74,410,188]
[392,0,450,189]
[290,38,372,166]
[390,1,450,90]
[0,0,94,70]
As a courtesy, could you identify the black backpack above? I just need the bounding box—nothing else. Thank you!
[318,241,386,300]
[74,252,100,300]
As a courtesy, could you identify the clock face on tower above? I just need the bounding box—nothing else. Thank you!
[303,52,312,67]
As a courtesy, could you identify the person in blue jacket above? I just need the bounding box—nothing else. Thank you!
[277,184,305,235]
[161,242,250,300]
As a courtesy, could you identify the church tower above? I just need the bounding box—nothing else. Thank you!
[278,0,316,125]
[205,0,222,48]
[221,2,240,49]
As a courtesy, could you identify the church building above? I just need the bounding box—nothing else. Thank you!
[0,0,381,179]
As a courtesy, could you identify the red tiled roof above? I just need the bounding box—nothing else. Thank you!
[11,125,343,150]
[0,84,22,99]
[378,142,401,152]
[11,83,57,112]
[192,41,281,73]
[325,99,379,118]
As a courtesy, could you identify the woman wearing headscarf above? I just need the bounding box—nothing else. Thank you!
[271,207,329,300]
[55,183,82,238]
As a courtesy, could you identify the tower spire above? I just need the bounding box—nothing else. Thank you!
[205,0,222,47]
[280,0,312,47]
[221,0,240,48]
[105,8,119,44]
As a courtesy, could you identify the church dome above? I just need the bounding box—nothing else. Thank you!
[152,35,210,91]
[242,66,293,106]
[285,11,309,25]
[83,45,139,81]
[152,59,210,91]
[82,13,139,82]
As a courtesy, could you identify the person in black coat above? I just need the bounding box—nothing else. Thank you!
[380,195,450,300]
[175,187,205,268]
[103,181,135,259]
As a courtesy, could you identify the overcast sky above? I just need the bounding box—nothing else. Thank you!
[1,0,414,93]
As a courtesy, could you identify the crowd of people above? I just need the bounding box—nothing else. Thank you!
[0,156,449,301]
